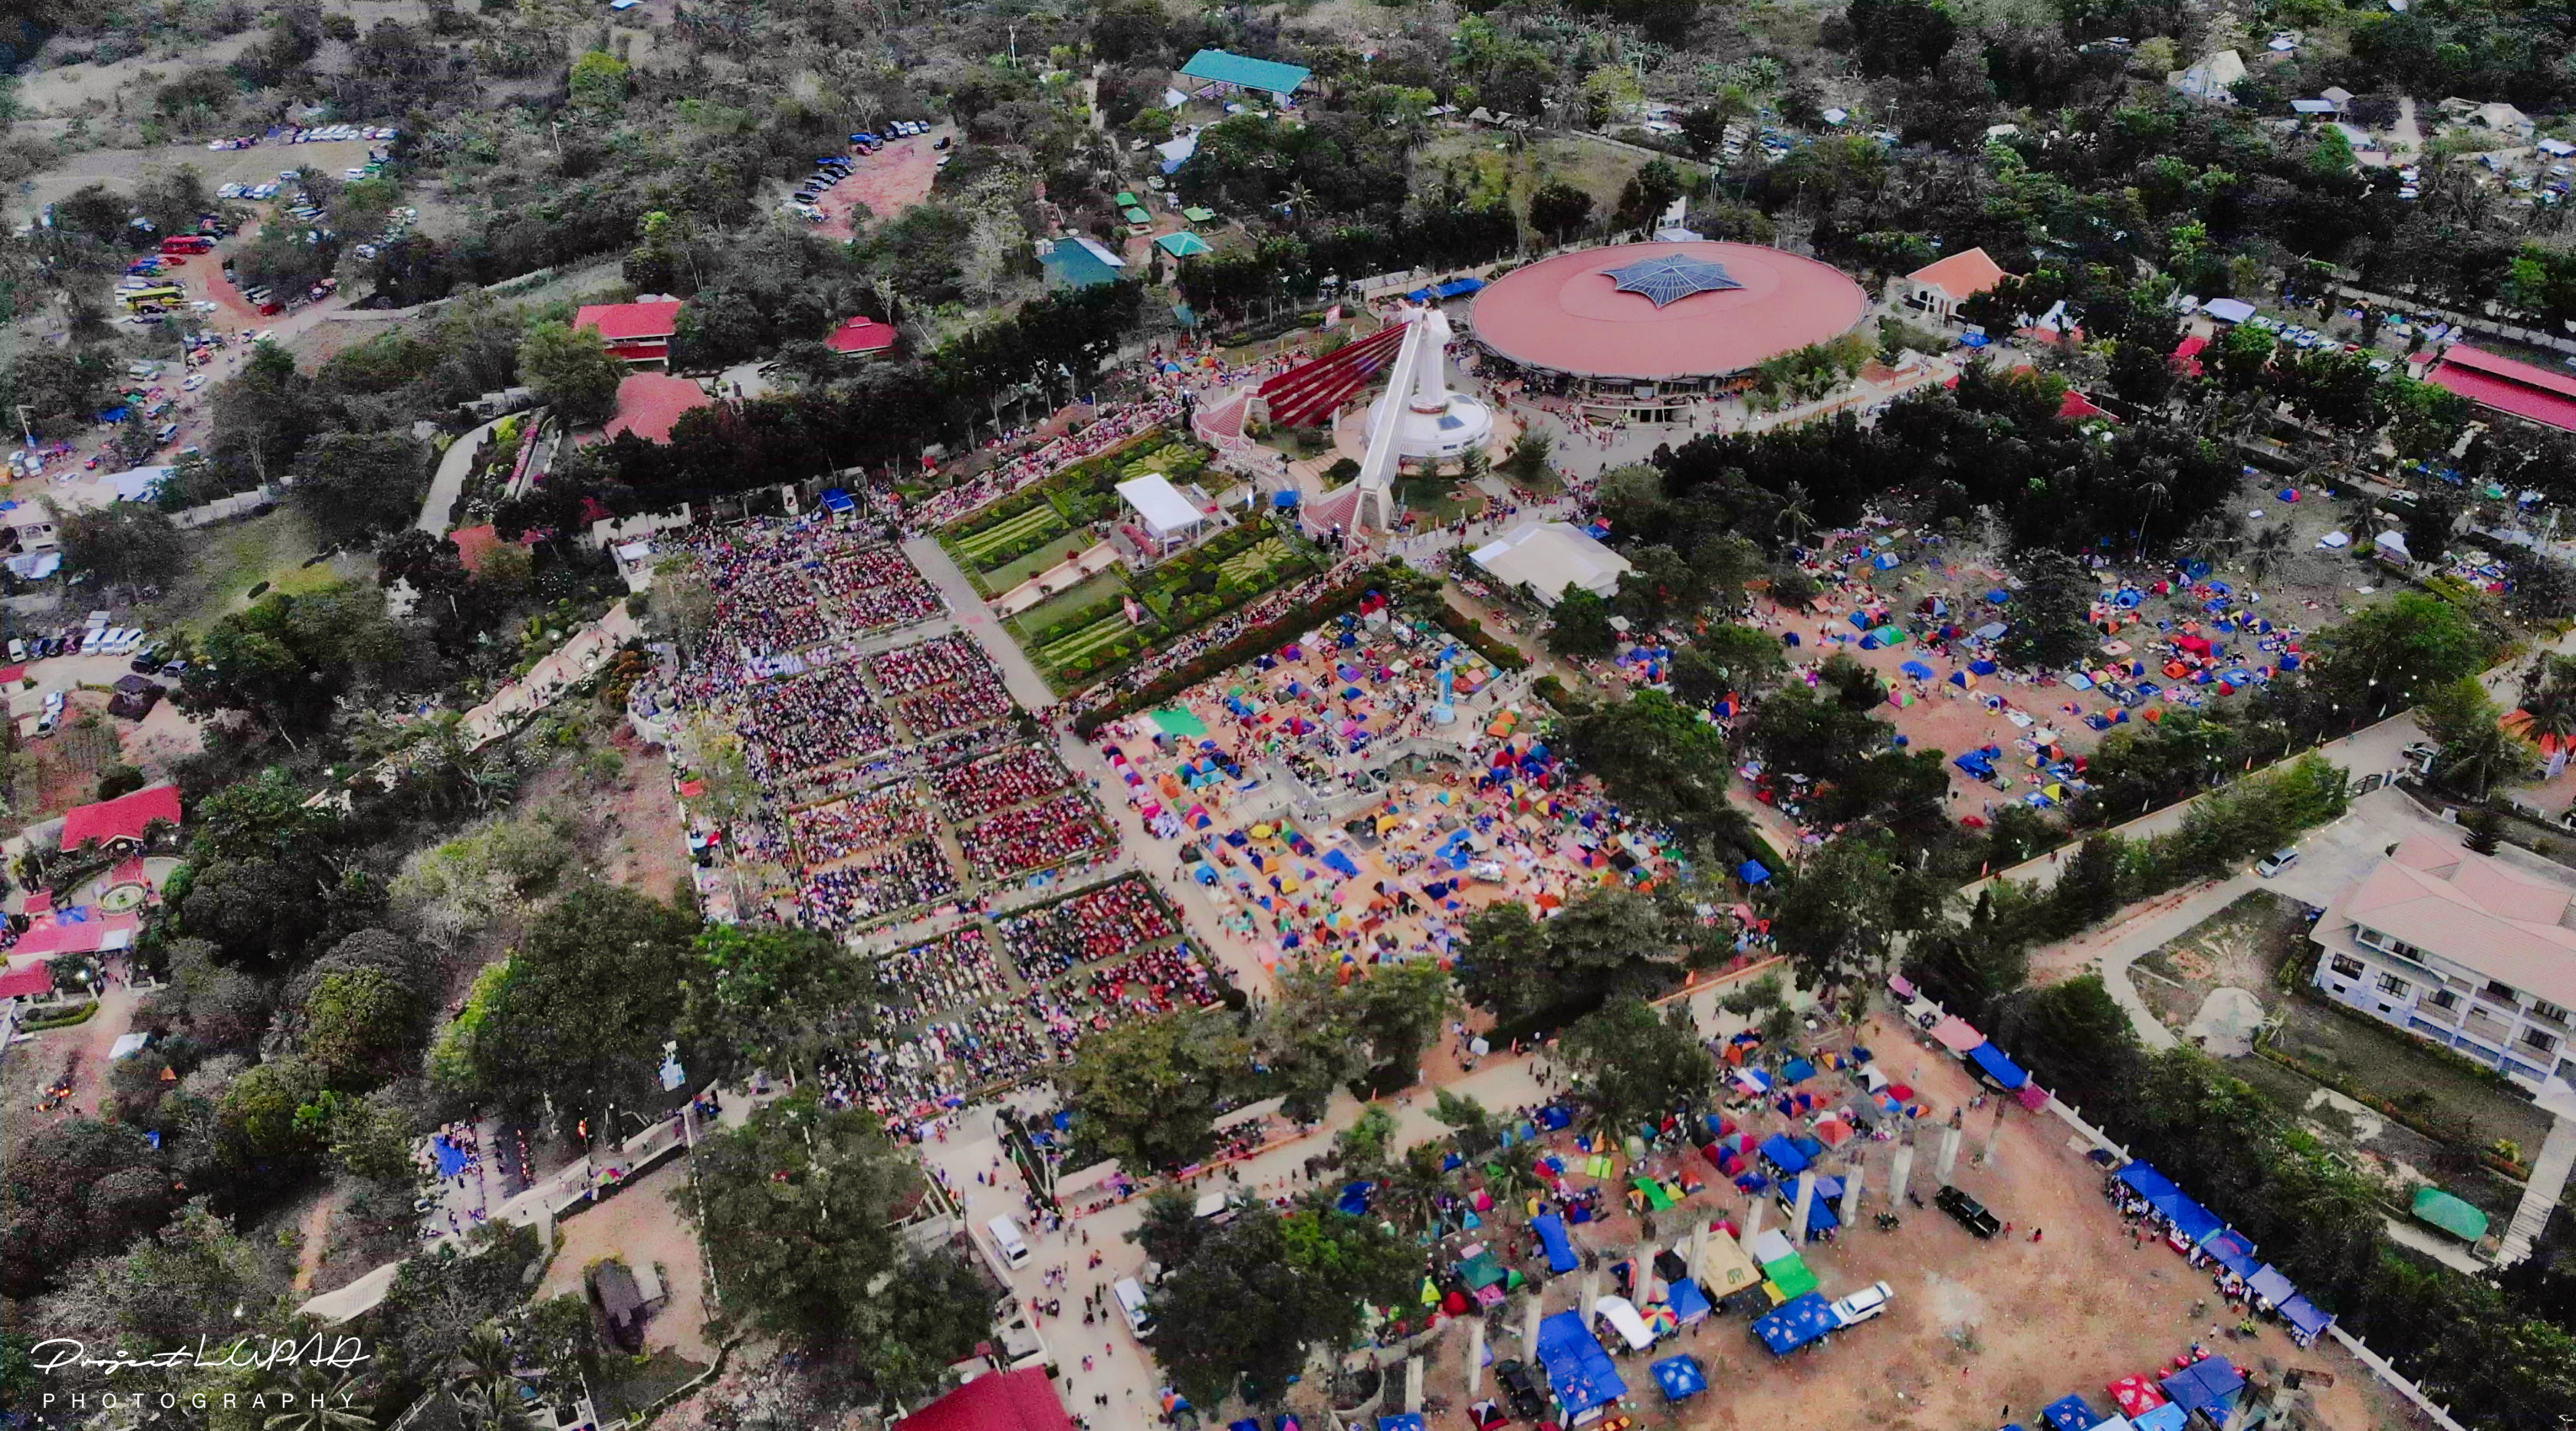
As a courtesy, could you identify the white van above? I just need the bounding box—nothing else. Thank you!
[985,1215,1031,1269]
[1112,1277,1156,1339]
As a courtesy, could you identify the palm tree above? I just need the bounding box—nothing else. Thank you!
[2244,524,2293,584]
[454,1325,517,1391]
[264,1373,377,1431]
[446,1378,538,1431]
[1773,482,1816,545]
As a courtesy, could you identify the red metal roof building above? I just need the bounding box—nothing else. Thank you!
[900,1370,1074,1431]
[573,301,685,365]
[826,316,900,358]
[2426,344,2576,433]
[0,963,55,1000]
[602,373,713,445]
[60,782,181,853]
[1471,241,1871,390]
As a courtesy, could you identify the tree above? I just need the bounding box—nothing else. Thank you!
[1059,1008,1248,1170]
[682,923,866,1079]
[291,431,429,545]
[54,501,184,589]
[1454,888,1679,1026]
[210,340,320,486]
[2419,678,2538,798]
[1141,1204,1413,1406]
[300,967,426,1089]
[442,882,702,1138]
[1842,0,1957,76]
[1994,974,2144,1117]
[517,321,624,425]
[685,1088,976,1383]
[1614,158,1684,231]
[1264,959,1454,1115]
[176,581,406,735]
[1546,586,1618,658]
[2400,489,2465,567]
[266,1371,378,1431]
[2303,593,2488,728]
[1561,997,1714,1134]
[1528,183,1594,243]
[1557,690,1751,850]
[2,1118,176,1298]
[1768,837,1925,993]
[2001,551,2098,669]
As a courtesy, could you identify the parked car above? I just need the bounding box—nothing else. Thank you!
[1935,1186,2002,1239]
[1829,1281,1894,1327]
[1495,1360,1546,1421]
[2256,848,2300,878]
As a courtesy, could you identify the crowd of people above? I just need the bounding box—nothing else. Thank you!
[994,875,1181,982]
[790,786,933,867]
[799,839,959,930]
[897,667,1014,736]
[870,926,1014,1027]
[932,744,1075,822]
[737,663,895,781]
[904,399,1182,534]
[961,792,1113,883]
[866,633,992,697]
[1026,942,1225,1052]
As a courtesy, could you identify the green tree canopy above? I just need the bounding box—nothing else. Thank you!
[517,320,625,426]
[1141,1203,1414,1406]
[1561,996,1715,1135]
[1059,1007,1250,1170]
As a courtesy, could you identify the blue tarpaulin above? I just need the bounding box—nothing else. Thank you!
[1669,1278,1712,1324]
[1753,1292,1841,1354]
[2158,1358,2244,1416]
[1651,1355,1707,1400]
[1533,1213,1579,1273]
[2166,1196,2223,1245]
[1737,860,1771,885]
[2248,1265,2296,1306]
[1323,848,1360,877]
[820,488,856,513]
[2131,1404,2187,1431]
[1758,1133,1811,1176]
[2042,1393,2101,1430]
[2118,1163,2177,1202]
[1969,1042,2030,1088]
[1536,1311,1625,1415]
[1336,1180,1375,1216]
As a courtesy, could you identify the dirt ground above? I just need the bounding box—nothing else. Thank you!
[1423,1009,2428,1431]
[2129,890,2305,1034]
[16,137,389,215]
[814,126,952,241]
[535,1157,716,1364]
[514,724,689,900]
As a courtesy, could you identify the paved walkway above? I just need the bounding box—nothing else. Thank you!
[2499,1114,2576,1264]
[418,415,503,535]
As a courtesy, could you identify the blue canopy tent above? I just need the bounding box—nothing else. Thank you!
[2200,1228,2259,1278]
[1651,1355,1707,1402]
[1536,1311,1626,1416]
[1969,1042,2030,1089]
[2116,1163,2177,1202]
[1336,1180,1376,1216]
[1753,1292,1841,1354]
[2164,1196,2223,1246]
[1668,1278,1712,1325]
[1782,1058,1817,1084]
[1533,1213,1579,1274]
[820,488,857,515]
[1758,1133,1812,1176]
[1434,277,1486,298]
[2130,1404,2187,1431]
[1376,1417,1425,1431]
[2281,1294,2333,1340]
[1273,489,1301,508]
[1901,660,1935,679]
[2042,1393,2101,1431]
[2247,1265,2297,1307]
[1322,848,1361,878]
[1232,1420,1263,1431]
[1737,860,1772,885]
[2157,1358,2245,1418]
[1536,1104,1573,1130]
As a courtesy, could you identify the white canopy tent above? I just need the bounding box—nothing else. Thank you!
[1469,522,1633,606]
[1116,474,1208,553]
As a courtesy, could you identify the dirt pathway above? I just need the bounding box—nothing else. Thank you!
[291,1190,338,1294]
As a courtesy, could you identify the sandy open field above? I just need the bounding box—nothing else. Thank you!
[814,125,952,240]
[18,137,387,215]
[536,1158,715,1364]
[1421,1008,2424,1431]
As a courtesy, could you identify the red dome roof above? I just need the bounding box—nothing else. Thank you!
[1470,242,1871,380]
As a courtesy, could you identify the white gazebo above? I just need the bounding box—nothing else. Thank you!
[1114,473,1208,555]
[1468,522,1632,606]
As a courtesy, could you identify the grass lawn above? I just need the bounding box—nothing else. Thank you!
[2264,992,2557,1159]
[142,508,355,634]
[980,538,1102,597]
[1394,476,1487,525]
[1005,569,1129,643]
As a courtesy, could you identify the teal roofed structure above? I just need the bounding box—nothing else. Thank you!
[1040,235,1127,290]
[1178,49,1313,100]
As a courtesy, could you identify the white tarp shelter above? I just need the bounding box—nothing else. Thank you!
[1470,522,1632,606]
[1592,1294,1656,1350]
[2203,298,2257,324]
[1116,474,1207,546]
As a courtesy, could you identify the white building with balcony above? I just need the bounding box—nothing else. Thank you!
[2311,835,2576,1092]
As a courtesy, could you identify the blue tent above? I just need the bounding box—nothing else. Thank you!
[1873,551,1902,570]
[1650,1355,1707,1401]
[1986,588,2011,603]
[1737,860,1771,884]
[1536,1311,1626,1416]
[2117,1163,2177,1202]
[2042,1393,2101,1430]
[1969,1042,2030,1089]
[1533,1213,1579,1273]
[820,488,856,514]
[1273,490,1300,508]
[1336,1180,1375,1216]
[1782,1058,1817,1084]
[2131,1405,2187,1431]
[1232,1420,1263,1431]
[2158,1357,2245,1416]
[1752,1292,1841,1354]
[1535,1104,1573,1130]
[1322,849,1361,877]
[1901,660,1935,678]
[2165,1196,2223,1245]
[2248,1264,2296,1306]
[1669,1278,1712,1324]
[1434,277,1486,298]
[2282,1294,2333,1339]
[1758,1133,1811,1176]
[2201,1228,2259,1278]
[1376,1417,1425,1431]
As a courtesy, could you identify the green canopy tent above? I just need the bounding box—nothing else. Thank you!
[1112,191,1141,208]
[1151,706,1209,738]
[1121,206,1153,226]
[1155,231,1215,258]
[1182,206,1217,223]
[2412,1185,2489,1243]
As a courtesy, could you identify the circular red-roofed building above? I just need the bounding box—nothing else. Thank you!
[1467,241,1871,399]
